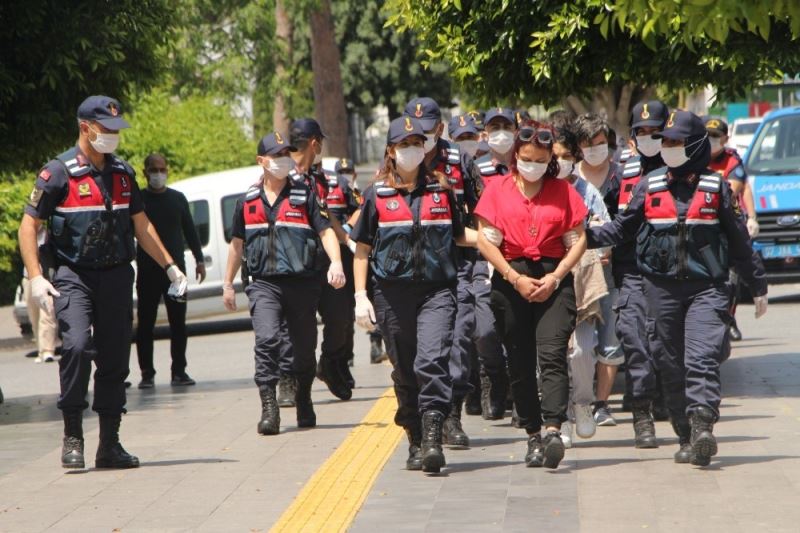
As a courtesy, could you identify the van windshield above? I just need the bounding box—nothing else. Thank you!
[733,122,760,135]
[745,114,800,176]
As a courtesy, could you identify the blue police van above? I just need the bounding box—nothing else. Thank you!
[745,106,800,283]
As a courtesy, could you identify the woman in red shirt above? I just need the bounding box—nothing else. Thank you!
[475,120,588,469]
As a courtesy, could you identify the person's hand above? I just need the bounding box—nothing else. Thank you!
[354,290,376,331]
[589,215,605,228]
[222,283,236,311]
[327,260,346,289]
[166,264,188,300]
[529,274,559,302]
[600,249,611,266]
[513,275,539,300]
[747,217,760,238]
[482,226,503,247]
[754,295,768,319]
[30,275,60,314]
[196,263,207,284]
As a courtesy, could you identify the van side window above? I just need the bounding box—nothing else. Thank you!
[222,194,240,243]
[188,200,210,247]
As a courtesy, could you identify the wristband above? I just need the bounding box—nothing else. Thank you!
[512,275,522,289]
[164,262,177,271]
[342,223,352,234]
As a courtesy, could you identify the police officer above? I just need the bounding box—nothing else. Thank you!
[352,116,476,473]
[19,95,188,469]
[288,119,355,401]
[587,110,768,466]
[222,132,345,436]
[404,97,478,447]
[466,110,491,158]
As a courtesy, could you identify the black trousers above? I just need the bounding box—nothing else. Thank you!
[490,258,576,433]
[53,263,134,415]
[318,246,356,364]
[135,260,188,378]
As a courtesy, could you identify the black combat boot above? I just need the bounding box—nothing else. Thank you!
[295,374,317,428]
[95,415,139,468]
[632,399,658,449]
[277,375,297,408]
[61,410,85,469]
[671,417,692,464]
[257,385,280,435]
[405,425,423,471]
[651,395,670,421]
[420,410,446,473]
[338,359,355,389]
[729,319,742,342]
[442,398,470,448]
[689,406,718,466]
[369,335,387,364]
[317,358,352,401]
[464,391,482,416]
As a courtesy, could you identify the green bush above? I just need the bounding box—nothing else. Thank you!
[0,177,34,304]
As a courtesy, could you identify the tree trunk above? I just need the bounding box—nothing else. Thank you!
[564,84,651,141]
[272,0,292,134]
[309,0,349,157]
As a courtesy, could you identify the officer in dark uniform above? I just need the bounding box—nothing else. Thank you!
[587,110,768,466]
[287,119,355,401]
[404,97,479,448]
[19,95,188,470]
[466,110,491,158]
[352,116,477,473]
[222,132,345,436]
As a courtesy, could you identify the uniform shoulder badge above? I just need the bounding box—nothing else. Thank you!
[28,187,43,207]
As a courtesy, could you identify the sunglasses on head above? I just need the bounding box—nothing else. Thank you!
[517,127,553,145]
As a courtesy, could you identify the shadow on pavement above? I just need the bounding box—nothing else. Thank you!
[702,454,800,470]
[574,434,768,449]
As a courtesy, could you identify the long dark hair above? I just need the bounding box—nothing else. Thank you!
[511,119,559,179]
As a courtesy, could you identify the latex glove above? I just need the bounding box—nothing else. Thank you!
[347,239,357,254]
[562,230,578,248]
[482,226,503,247]
[222,283,236,311]
[747,217,760,238]
[327,260,346,289]
[166,264,188,300]
[754,295,768,319]
[30,275,60,314]
[354,290,376,331]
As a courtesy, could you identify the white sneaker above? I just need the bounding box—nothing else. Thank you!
[575,403,597,438]
[34,354,44,363]
[42,352,55,363]
[561,420,573,449]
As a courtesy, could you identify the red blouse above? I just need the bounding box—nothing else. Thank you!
[475,175,588,261]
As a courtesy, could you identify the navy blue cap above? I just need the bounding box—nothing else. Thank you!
[448,114,479,139]
[653,110,707,141]
[257,132,297,156]
[514,109,531,127]
[77,95,130,130]
[484,107,515,127]
[334,157,354,172]
[387,116,425,145]
[703,116,729,136]
[289,118,326,141]
[467,110,485,131]
[631,100,669,129]
[403,97,441,131]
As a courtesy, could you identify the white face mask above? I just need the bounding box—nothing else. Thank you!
[148,172,167,189]
[635,135,662,158]
[266,156,294,179]
[88,127,120,154]
[660,135,706,169]
[313,151,322,165]
[517,160,548,183]
[488,130,515,154]
[709,137,723,154]
[582,144,609,166]
[394,146,425,172]
[458,140,479,158]
[423,134,437,153]
[556,159,574,179]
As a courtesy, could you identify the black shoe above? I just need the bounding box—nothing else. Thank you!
[632,399,658,449]
[524,433,544,467]
[61,411,84,469]
[689,406,718,466]
[170,373,196,386]
[95,415,139,468]
[541,430,565,469]
[442,399,470,448]
[317,359,352,401]
[370,337,388,364]
[729,322,742,342]
[124,381,132,389]
[138,376,155,389]
[277,375,297,408]
[257,386,280,435]
[405,426,423,471]
[464,391,482,416]
[338,359,355,389]
[671,416,692,463]
[420,410,446,473]
[296,375,316,428]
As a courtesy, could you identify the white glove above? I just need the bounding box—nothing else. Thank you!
[754,295,768,319]
[327,260,346,289]
[30,275,60,314]
[562,230,578,248]
[482,226,503,247]
[166,264,188,300]
[222,283,236,311]
[354,290,376,332]
[747,217,760,238]
[347,239,357,254]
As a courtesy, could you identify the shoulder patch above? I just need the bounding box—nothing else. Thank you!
[38,169,51,182]
[28,187,44,208]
